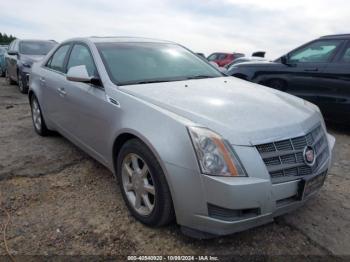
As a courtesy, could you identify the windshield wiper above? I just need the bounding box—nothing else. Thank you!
[119,75,218,86]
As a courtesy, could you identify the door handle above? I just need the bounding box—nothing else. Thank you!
[304,68,318,72]
[57,87,66,97]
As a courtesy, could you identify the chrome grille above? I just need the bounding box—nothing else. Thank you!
[256,125,329,181]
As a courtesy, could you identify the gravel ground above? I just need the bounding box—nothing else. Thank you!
[0,77,349,257]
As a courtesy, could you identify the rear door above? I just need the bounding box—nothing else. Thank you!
[42,43,72,126]
[285,39,345,103]
[315,40,350,121]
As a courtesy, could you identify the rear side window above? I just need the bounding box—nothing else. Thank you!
[46,44,70,73]
[67,44,97,77]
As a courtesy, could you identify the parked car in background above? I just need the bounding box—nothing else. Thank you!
[228,34,350,125]
[29,37,334,238]
[207,52,244,67]
[5,39,57,93]
[0,45,8,50]
[0,47,6,77]
[225,56,267,69]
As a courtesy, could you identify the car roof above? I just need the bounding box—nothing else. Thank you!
[320,34,350,40]
[14,39,57,43]
[63,36,175,44]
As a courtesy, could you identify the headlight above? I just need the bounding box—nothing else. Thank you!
[188,126,247,177]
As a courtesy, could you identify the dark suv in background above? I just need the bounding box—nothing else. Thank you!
[5,39,56,93]
[228,34,350,125]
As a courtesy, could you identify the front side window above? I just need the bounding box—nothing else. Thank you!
[19,41,56,55]
[289,40,343,63]
[67,44,97,77]
[97,42,222,86]
[340,45,350,63]
[46,44,70,73]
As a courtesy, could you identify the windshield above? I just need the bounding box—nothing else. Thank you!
[19,41,56,55]
[96,42,222,85]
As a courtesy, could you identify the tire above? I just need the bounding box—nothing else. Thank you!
[18,71,28,94]
[30,95,50,136]
[0,67,4,77]
[116,139,175,227]
[266,79,287,91]
[5,69,15,85]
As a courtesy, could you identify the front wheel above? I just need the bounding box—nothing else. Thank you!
[117,139,175,227]
[30,95,50,136]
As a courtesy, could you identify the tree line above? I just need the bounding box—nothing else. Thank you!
[0,33,16,45]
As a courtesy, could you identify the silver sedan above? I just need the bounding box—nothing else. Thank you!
[29,37,335,238]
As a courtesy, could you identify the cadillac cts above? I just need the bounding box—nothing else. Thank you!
[29,37,335,238]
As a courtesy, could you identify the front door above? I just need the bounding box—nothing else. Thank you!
[315,41,350,121]
[58,43,112,162]
[285,39,345,104]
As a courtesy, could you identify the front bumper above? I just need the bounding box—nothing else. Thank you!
[191,170,326,237]
[166,134,334,238]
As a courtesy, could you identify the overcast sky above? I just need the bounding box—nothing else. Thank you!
[1,0,349,58]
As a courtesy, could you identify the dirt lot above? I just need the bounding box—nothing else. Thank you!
[0,77,349,258]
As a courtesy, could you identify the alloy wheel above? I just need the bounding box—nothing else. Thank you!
[31,99,42,132]
[121,153,156,216]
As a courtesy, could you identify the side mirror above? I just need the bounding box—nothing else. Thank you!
[67,65,91,83]
[280,55,289,65]
[66,65,102,87]
[7,50,18,56]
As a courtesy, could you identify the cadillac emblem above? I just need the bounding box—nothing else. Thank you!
[303,146,316,166]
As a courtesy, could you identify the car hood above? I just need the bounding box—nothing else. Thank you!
[119,77,321,146]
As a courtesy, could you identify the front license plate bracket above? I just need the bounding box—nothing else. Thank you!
[298,171,327,200]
